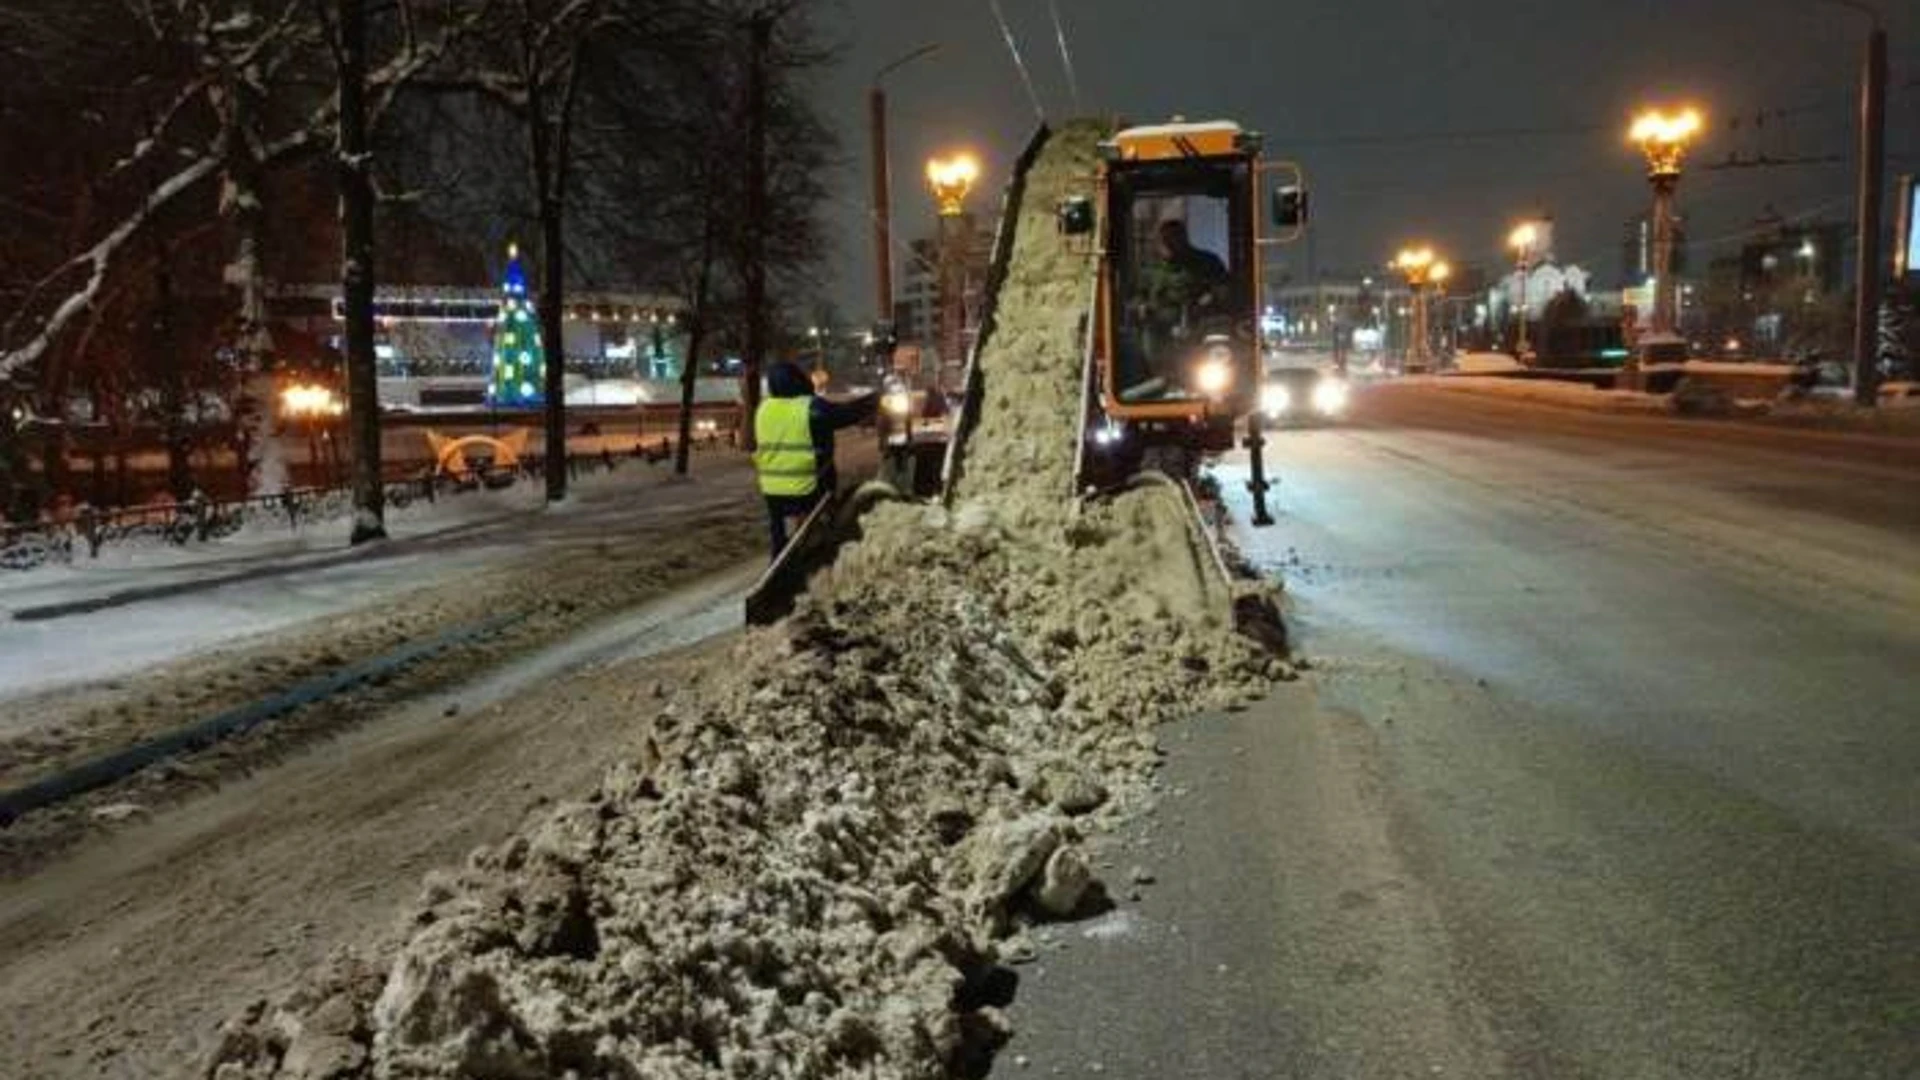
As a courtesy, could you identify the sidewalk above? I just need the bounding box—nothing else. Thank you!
[0,455,750,707]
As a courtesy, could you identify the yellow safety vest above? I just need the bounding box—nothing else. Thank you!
[753,397,818,497]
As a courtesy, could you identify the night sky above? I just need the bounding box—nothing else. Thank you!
[809,0,1918,317]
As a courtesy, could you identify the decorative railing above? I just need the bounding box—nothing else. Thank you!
[0,429,736,572]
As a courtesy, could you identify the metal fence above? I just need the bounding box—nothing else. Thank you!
[0,430,737,572]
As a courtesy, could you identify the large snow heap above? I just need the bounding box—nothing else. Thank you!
[207,121,1284,1080]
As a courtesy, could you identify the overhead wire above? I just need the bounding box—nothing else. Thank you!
[985,0,1046,124]
[1047,0,1081,114]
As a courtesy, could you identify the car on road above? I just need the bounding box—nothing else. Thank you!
[1260,366,1351,426]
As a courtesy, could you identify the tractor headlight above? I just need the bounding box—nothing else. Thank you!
[1261,383,1292,417]
[1195,349,1234,397]
[1312,377,1350,415]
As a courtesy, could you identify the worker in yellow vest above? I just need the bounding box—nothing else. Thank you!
[754,361,878,559]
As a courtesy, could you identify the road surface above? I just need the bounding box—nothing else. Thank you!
[1003,383,1920,1079]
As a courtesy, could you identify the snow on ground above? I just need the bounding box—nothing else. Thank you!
[1410,375,1670,413]
[0,458,746,714]
[1452,352,1524,374]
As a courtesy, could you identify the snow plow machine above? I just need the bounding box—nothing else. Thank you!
[745,119,1303,643]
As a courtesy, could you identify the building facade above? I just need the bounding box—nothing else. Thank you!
[894,212,992,376]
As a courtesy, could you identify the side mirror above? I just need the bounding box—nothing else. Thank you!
[1057,196,1095,236]
[1271,185,1307,229]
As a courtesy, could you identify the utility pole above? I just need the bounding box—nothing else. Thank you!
[1852,23,1887,406]
[337,0,384,542]
[867,44,937,373]
[868,87,892,326]
[740,10,772,449]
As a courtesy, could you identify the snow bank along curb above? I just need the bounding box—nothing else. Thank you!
[206,122,1286,1080]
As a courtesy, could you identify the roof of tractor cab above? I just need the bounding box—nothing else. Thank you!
[1107,120,1257,161]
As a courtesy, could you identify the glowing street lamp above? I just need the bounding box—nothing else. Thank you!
[807,325,829,388]
[279,382,344,420]
[1393,246,1447,371]
[1628,106,1704,350]
[1509,222,1542,359]
[1630,107,1703,179]
[926,153,980,217]
[928,151,981,390]
[279,382,345,482]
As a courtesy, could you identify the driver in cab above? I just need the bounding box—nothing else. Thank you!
[1123,219,1229,400]
[1140,219,1227,332]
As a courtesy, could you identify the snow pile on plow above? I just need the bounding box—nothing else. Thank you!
[207,122,1284,1080]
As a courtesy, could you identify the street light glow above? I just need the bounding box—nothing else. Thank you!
[1629,106,1705,178]
[1393,246,1442,286]
[280,383,344,419]
[1509,223,1539,252]
[1629,107,1704,147]
[926,152,981,216]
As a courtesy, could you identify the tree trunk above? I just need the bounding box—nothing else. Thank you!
[739,12,771,451]
[223,1,271,496]
[154,256,193,502]
[538,202,567,501]
[675,315,705,476]
[338,0,386,542]
[675,208,718,477]
[528,48,583,503]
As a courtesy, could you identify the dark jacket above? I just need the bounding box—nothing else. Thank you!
[766,362,878,491]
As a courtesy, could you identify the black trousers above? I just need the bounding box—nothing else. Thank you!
[764,488,825,560]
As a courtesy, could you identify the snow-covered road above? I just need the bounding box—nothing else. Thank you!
[1005,382,1920,1078]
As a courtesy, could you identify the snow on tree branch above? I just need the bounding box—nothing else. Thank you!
[0,152,222,382]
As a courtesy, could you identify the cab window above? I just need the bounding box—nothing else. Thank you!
[1109,160,1252,403]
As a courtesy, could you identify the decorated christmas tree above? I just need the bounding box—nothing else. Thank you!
[488,243,546,407]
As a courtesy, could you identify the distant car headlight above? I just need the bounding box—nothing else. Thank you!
[1261,383,1292,417]
[1312,377,1349,415]
[1195,354,1233,397]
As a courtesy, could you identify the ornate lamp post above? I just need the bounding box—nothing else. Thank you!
[1508,222,1540,359]
[927,152,980,393]
[807,325,829,390]
[1628,106,1703,357]
[1392,246,1445,372]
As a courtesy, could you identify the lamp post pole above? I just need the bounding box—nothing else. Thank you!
[868,44,940,338]
[1629,106,1704,385]
[928,152,980,395]
[1850,12,1887,406]
[1509,223,1539,360]
[1392,247,1445,373]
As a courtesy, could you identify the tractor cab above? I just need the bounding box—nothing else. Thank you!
[1105,134,1258,419]
[1061,119,1305,523]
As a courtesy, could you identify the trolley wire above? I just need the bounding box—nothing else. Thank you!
[1047,0,1081,114]
[986,0,1047,123]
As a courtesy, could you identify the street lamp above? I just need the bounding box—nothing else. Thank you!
[1509,222,1540,360]
[1392,246,1446,372]
[807,325,828,389]
[868,43,940,336]
[280,382,345,484]
[928,151,981,393]
[926,153,980,218]
[1628,105,1704,363]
